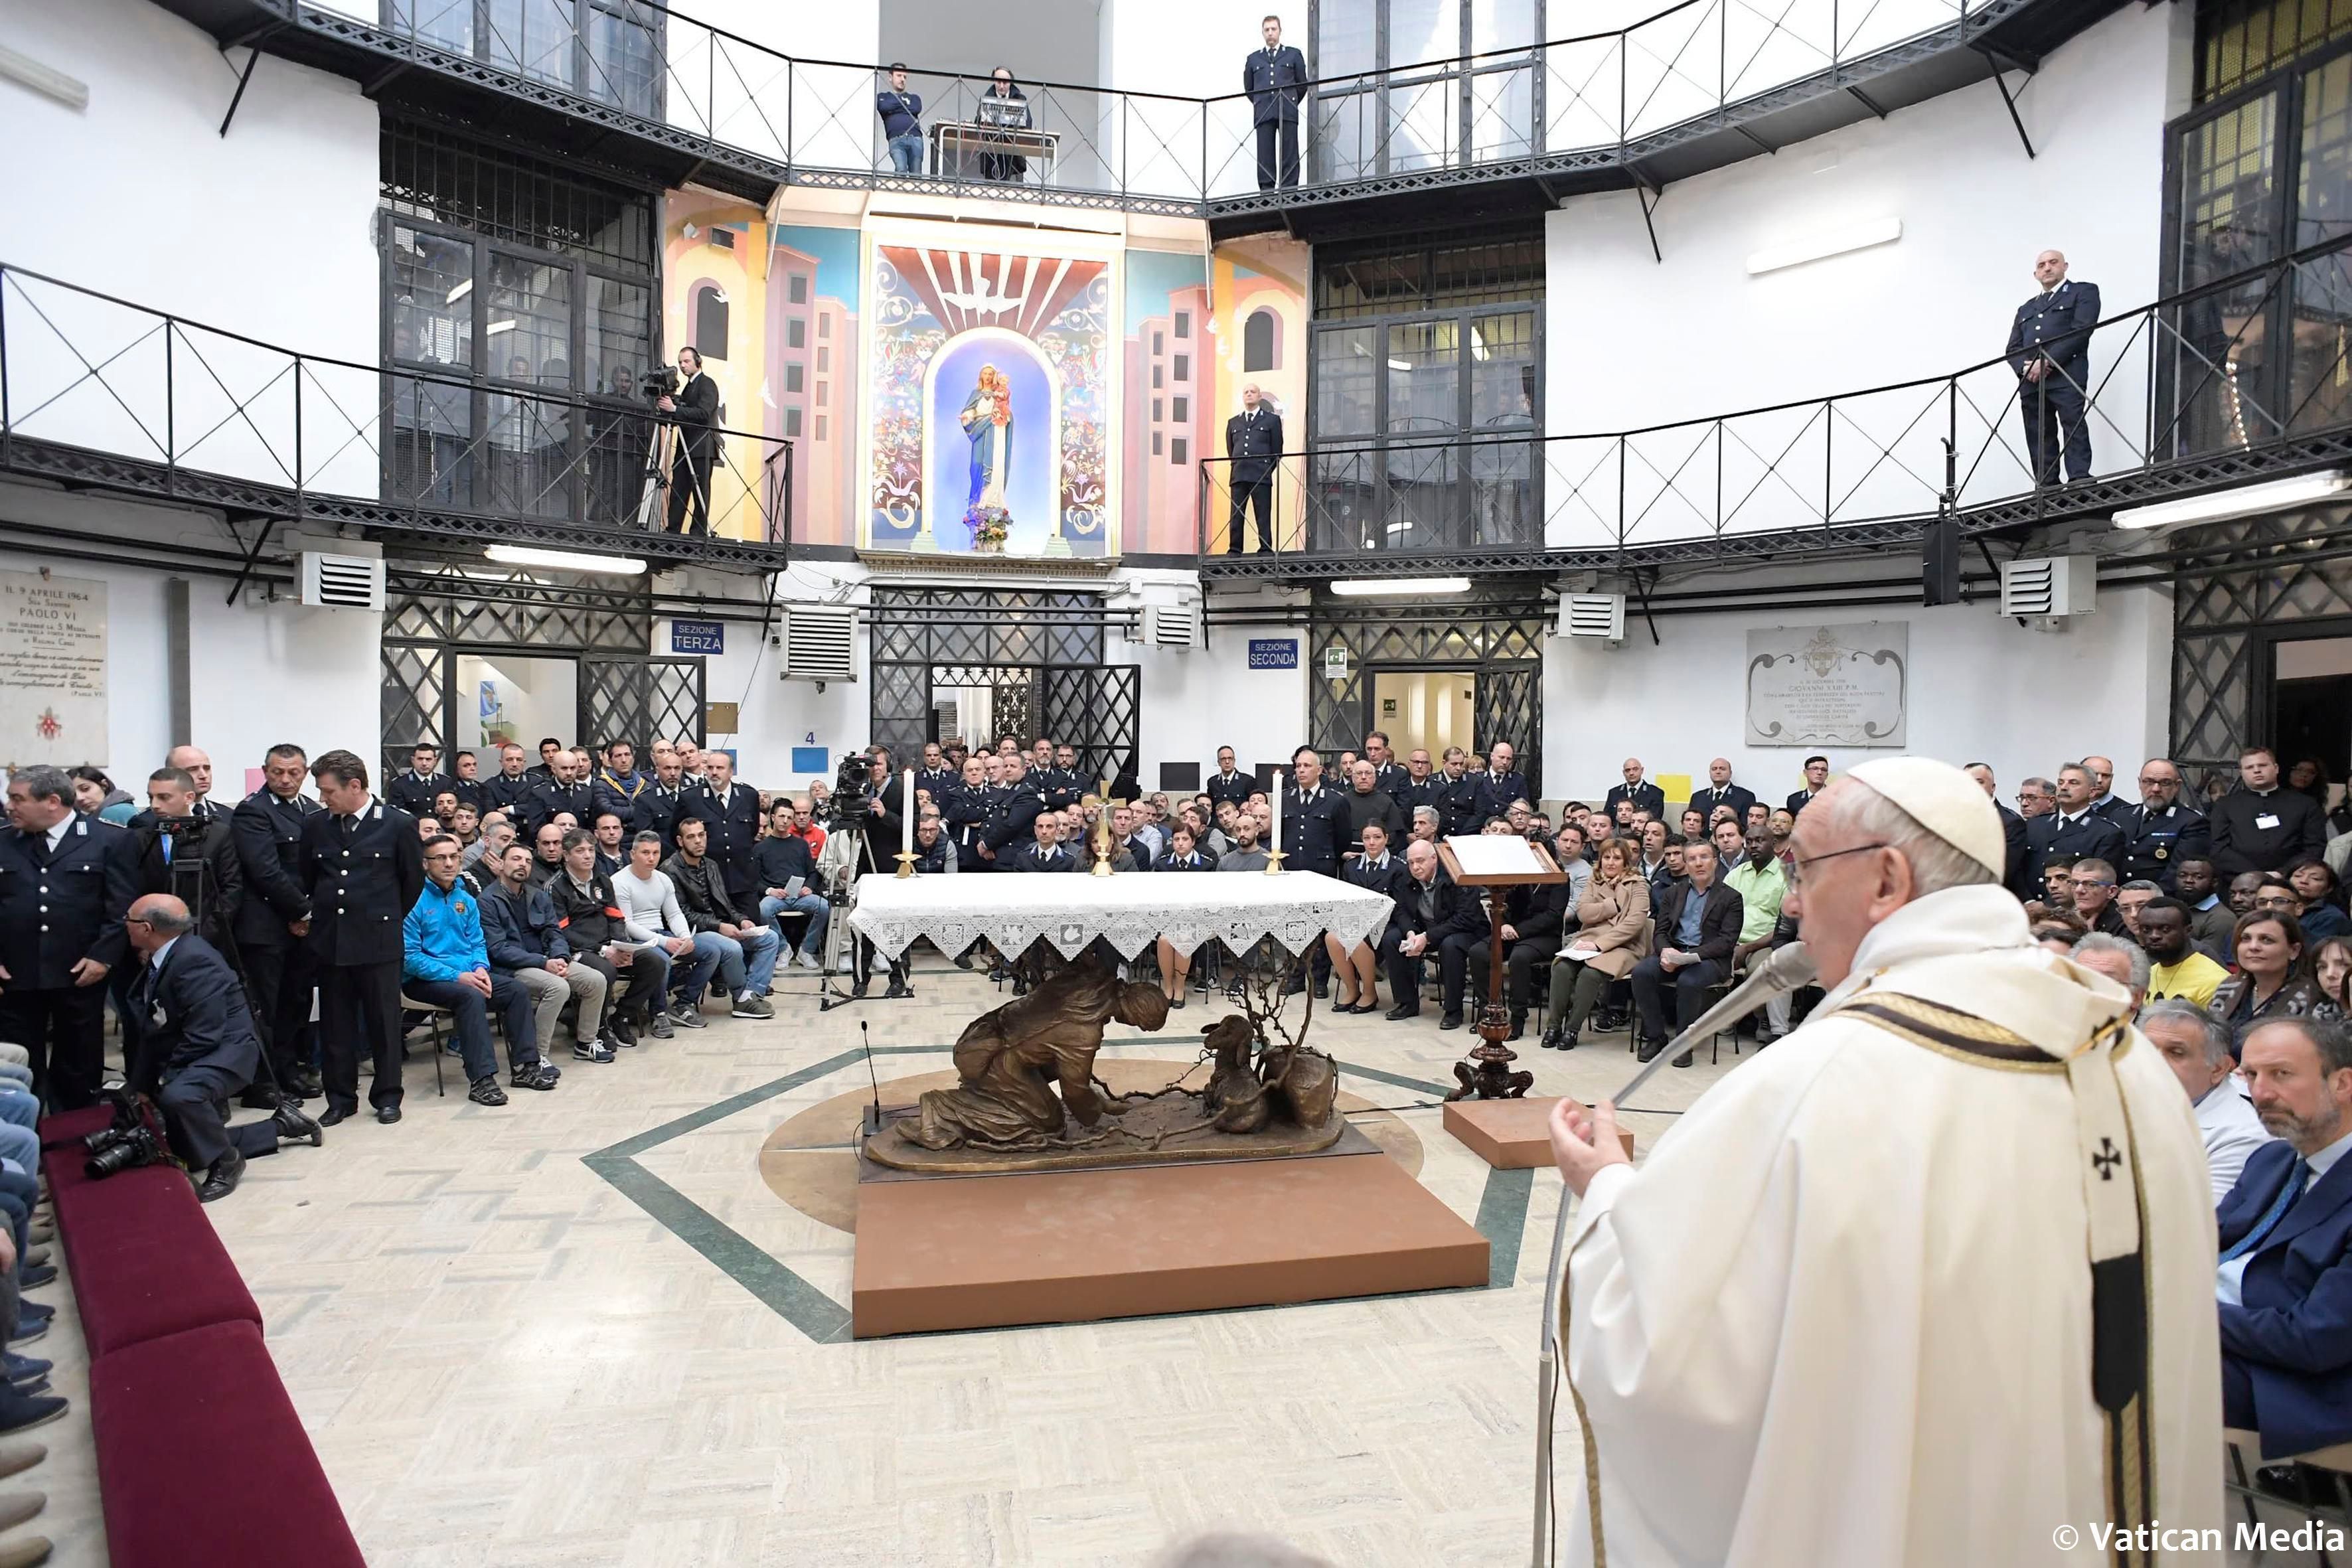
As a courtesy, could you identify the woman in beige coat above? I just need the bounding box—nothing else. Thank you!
[1541,836,1651,1050]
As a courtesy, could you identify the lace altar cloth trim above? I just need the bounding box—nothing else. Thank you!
[845,869,1393,961]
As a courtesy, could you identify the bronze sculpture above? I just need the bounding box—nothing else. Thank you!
[869,954,1347,1173]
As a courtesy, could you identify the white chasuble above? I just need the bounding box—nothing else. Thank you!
[1561,885,2222,1566]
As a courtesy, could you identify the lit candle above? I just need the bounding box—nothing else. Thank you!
[1271,767,1283,859]
[902,767,915,858]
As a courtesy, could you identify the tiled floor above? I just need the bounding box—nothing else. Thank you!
[35,963,2339,1566]
[189,963,1732,1568]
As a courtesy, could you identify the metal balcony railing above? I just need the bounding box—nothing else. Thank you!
[281,0,2026,212]
[0,264,794,567]
[1197,237,2352,569]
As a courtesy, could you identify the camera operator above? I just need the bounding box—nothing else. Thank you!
[123,894,323,1202]
[234,743,325,1103]
[0,765,136,1108]
[657,347,720,537]
[127,767,243,949]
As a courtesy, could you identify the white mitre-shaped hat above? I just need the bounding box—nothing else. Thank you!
[1845,756,2005,878]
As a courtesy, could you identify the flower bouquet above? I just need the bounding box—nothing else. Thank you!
[963,504,1012,552]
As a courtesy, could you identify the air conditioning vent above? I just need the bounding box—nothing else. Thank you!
[1142,604,1198,649]
[779,605,857,683]
[298,551,384,611]
[1999,555,2096,618]
[1558,592,1626,641]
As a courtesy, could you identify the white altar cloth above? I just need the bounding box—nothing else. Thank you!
[845,870,1393,962]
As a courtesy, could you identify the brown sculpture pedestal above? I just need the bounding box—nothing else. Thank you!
[1443,1096,1636,1169]
[850,1148,1488,1338]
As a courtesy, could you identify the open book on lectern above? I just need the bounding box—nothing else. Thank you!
[1437,834,1563,883]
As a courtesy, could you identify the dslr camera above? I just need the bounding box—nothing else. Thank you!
[83,1091,176,1180]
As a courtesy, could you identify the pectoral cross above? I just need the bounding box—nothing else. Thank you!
[2092,1137,2122,1182]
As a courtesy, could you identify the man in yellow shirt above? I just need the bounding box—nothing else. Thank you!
[2141,897,2229,1009]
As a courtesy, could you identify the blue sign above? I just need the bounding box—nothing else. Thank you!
[670,619,724,655]
[790,746,830,776]
[1247,637,1299,670]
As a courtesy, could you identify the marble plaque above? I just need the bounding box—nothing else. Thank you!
[1744,621,1907,748]
[0,570,107,768]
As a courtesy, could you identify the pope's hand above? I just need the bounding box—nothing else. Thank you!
[1549,1096,1630,1198]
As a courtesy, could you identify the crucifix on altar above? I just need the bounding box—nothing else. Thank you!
[1436,834,1567,1101]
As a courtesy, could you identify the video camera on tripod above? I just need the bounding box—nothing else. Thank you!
[831,750,874,830]
[639,363,681,404]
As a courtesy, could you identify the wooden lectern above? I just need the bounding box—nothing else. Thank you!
[1435,836,1567,1101]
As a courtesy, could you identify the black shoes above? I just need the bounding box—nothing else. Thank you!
[293,1069,323,1099]
[1438,1014,1464,1032]
[272,1103,325,1147]
[1636,1038,1665,1063]
[884,978,913,1000]
[1672,1050,1694,1069]
[510,1062,561,1090]
[319,1105,353,1128]
[607,1013,638,1048]
[238,1087,281,1111]
[1506,1016,1527,1042]
[375,1105,402,1125]
[467,1076,509,1107]
[196,1146,244,1204]
[1383,1004,1420,1021]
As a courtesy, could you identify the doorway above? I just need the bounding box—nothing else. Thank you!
[1368,668,1476,762]
[2272,635,2352,813]
[459,654,577,760]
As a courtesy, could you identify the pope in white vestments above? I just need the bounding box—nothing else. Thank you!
[1550,757,2222,1566]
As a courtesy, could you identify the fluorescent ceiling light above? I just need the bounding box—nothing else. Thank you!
[1387,359,1413,372]
[2111,470,2351,530]
[1330,576,1471,597]
[485,318,517,335]
[445,278,473,305]
[485,545,648,576]
[1745,217,1903,277]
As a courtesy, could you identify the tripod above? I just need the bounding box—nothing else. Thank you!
[631,417,678,532]
[153,852,298,1113]
[815,824,909,1010]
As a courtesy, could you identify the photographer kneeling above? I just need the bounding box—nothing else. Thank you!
[124,894,323,1202]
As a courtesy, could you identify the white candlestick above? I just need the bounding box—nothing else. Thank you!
[902,767,915,858]
[1271,767,1283,858]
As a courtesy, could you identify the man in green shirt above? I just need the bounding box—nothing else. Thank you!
[1724,824,1792,1041]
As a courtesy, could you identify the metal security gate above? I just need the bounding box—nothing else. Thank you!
[868,588,1141,783]
[579,654,706,750]
[1309,580,1548,792]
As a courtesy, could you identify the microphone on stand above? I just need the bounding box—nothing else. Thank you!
[1529,941,1818,1566]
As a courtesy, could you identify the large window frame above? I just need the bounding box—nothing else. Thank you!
[380,123,663,527]
[1307,0,1547,185]
[383,0,666,119]
[2161,30,2352,461]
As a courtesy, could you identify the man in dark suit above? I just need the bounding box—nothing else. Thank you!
[1471,741,1531,828]
[1629,838,1743,1067]
[524,749,596,835]
[1964,763,2033,901]
[299,750,425,1127]
[2005,249,2100,486]
[1432,747,1482,836]
[2211,745,2328,880]
[234,743,325,1100]
[1688,758,1755,828]
[659,345,721,535]
[1603,757,1666,823]
[2024,763,2129,886]
[1243,14,1308,189]
[165,744,230,823]
[124,895,321,1202]
[0,765,136,1107]
[681,750,763,903]
[1385,838,1476,1022]
[2114,757,2211,892]
[125,765,244,955]
[2217,1017,2352,1458]
[483,743,537,817]
[1784,754,1830,816]
[979,755,1046,868]
[1206,746,1256,811]
[1464,862,1572,1040]
[1224,384,1282,554]
[386,744,451,816]
[1280,747,1344,879]
[637,751,692,854]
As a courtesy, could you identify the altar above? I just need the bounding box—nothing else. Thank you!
[845,866,1395,963]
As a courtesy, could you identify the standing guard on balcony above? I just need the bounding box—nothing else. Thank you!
[1245,15,1308,190]
[1223,383,1283,554]
[2005,248,2101,487]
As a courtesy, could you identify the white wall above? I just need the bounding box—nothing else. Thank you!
[0,0,381,496]
[0,491,381,787]
[666,0,881,169]
[1542,3,2180,547]
[1125,629,1307,789]
[1538,580,2175,807]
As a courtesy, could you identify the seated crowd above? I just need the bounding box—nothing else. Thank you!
[11,730,2352,1486]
